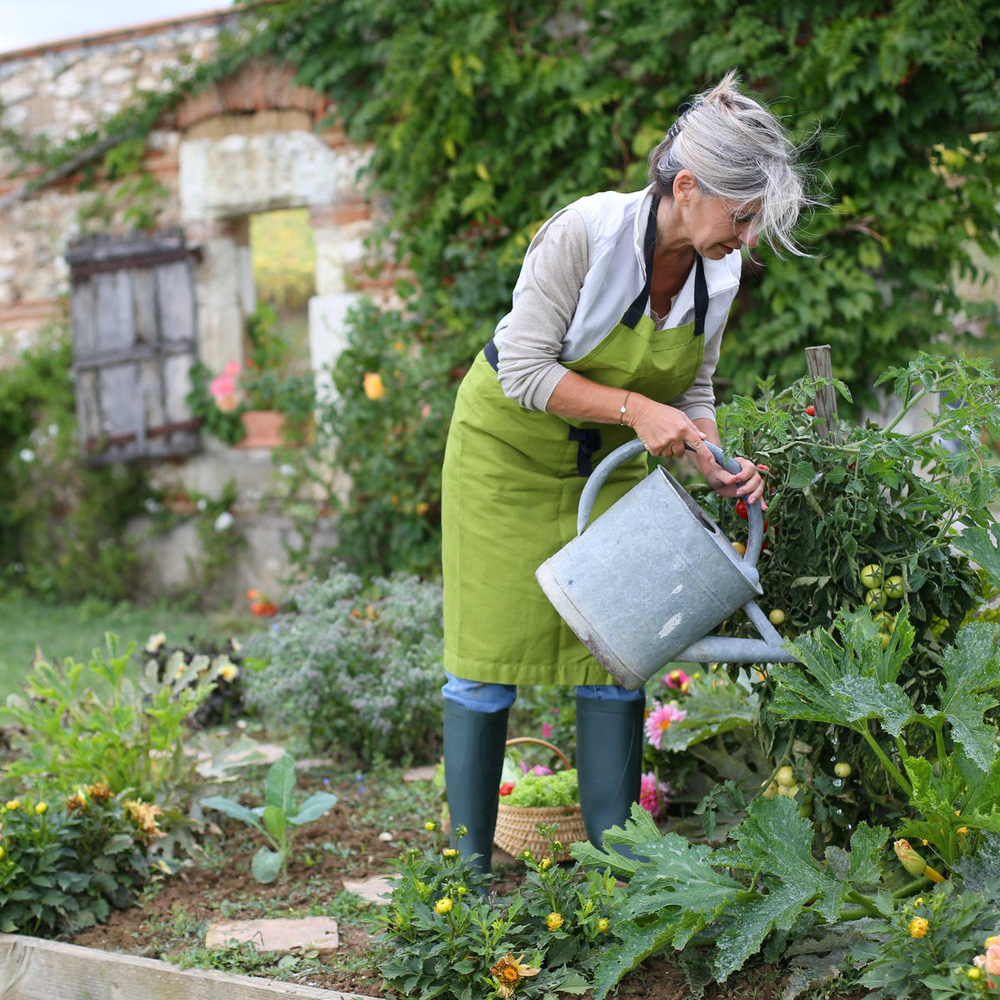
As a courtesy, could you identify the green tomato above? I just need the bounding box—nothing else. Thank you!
[761,782,778,800]
[775,766,796,788]
[873,611,895,632]
[884,575,905,600]
[834,762,852,779]
[864,588,887,612]
[768,608,786,626]
[860,564,883,590]
[777,783,800,799]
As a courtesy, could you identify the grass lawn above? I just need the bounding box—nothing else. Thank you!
[0,597,256,700]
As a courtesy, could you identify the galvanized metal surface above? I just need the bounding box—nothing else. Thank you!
[538,438,796,689]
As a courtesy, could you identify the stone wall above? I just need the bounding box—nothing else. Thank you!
[0,9,386,604]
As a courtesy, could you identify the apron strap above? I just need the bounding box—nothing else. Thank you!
[622,194,709,338]
[568,426,602,477]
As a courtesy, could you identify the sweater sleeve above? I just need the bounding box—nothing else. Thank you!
[494,209,590,411]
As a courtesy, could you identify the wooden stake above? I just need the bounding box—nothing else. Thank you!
[804,345,838,440]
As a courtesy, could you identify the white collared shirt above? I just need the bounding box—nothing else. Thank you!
[493,186,741,417]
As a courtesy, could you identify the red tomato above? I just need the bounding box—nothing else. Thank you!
[805,405,816,416]
[736,499,749,520]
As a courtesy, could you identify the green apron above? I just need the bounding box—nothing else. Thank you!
[442,195,709,685]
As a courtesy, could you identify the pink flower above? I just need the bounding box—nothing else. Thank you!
[639,772,671,820]
[529,765,554,776]
[664,668,692,694]
[210,374,236,400]
[223,361,242,377]
[985,944,1000,976]
[542,722,553,739]
[644,701,687,750]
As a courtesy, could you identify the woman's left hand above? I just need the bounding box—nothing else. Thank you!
[702,455,767,509]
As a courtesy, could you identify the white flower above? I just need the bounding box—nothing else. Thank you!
[19,448,34,463]
[279,464,296,477]
[47,424,58,437]
[145,632,166,654]
[214,511,235,532]
[144,498,162,514]
[196,498,207,511]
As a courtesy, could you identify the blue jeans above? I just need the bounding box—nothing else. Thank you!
[442,671,644,712]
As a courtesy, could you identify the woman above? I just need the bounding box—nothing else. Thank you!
[441,71,811,875]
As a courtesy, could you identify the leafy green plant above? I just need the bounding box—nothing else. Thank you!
[0,788,153,935]
[0,637,228,815]
[241,565,445,762]
[773,611,1000,869]
[855,880,999,999]
[201,754,338,884]
[378,824,618,999]
[573,796,892,994]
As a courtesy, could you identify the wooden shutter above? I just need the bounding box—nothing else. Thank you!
[67,230,202,465]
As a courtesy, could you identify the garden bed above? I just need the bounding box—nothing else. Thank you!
[54,760,859,1000]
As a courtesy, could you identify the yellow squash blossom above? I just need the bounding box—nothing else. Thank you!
[490,954,541,999]
[893,839,945,882]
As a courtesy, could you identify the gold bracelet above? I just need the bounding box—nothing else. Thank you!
[619,391,632,426]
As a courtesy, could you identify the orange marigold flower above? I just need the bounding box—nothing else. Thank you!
[65,791,87,813]
[87,783,112,804]
[490,954,541,998]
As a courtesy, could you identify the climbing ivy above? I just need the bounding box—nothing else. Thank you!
[259,0,1000,575]
[5,1,999,577]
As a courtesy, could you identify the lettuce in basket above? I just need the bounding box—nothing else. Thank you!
[501,768,579,807]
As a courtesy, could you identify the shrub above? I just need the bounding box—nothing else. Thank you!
[0,637,230,817]
[0,787,155,935]
[242,565,445,762]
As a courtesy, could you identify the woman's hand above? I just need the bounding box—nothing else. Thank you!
[702,455,767,508]
[626,396,707,458]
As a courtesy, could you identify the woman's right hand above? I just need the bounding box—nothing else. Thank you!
[625,395,707,458]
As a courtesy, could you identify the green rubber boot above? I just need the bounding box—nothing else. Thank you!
[575,694,645,855]
[443,699,509,878]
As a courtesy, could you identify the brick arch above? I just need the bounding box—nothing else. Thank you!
[171,60,331,131]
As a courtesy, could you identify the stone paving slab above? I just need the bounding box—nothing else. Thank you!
[205,917,340,955]
[403,764,438,782]
[342,875,397,905]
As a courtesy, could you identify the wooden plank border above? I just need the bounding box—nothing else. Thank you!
[0,934,381,1000]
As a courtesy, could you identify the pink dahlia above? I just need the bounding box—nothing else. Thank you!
[663,668,692,694]
[644,701,687,750]
[639,772,671,820]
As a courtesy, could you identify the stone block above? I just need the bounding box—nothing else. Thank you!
[205,917,339,955]
[341,877,396,906]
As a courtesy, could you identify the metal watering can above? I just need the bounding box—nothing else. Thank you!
[536,438,798,691]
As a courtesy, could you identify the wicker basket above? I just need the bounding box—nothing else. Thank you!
[493,737,587,861]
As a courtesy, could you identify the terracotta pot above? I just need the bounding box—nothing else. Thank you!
[236,410,285,449]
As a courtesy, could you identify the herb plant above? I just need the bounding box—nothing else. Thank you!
[242,565,445,762]
[201,754,338,884]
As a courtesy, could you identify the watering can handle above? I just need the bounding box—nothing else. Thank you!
[576,437,764,569]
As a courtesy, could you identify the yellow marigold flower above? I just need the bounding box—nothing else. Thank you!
[968,967,983,980]
[597,917,610,933]
[87,783,111,804]
[909,917,930,939]
[987,935,1000,948]
[34,802,48,815]
[957,826,969,835]
[424,821,437,831]
[5,800,19,812]
[490,954,541,999]
[363,372,386,400]
[434,897,453,914]
[539,857,552,871]
[443,848,458,859]
[546,911,564,931]
[124,799,166,845]
[457,886,467,897]
[914,898,924,907]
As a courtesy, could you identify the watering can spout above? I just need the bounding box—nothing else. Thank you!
[536,438,799,690]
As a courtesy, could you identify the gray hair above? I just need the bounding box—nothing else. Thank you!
[647,70,814,256]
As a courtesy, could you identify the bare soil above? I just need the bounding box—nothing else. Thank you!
[65,766,863,1000]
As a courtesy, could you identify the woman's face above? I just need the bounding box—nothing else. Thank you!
[671,172,759,259]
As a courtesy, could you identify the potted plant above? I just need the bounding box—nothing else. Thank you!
[185,305,316,448]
